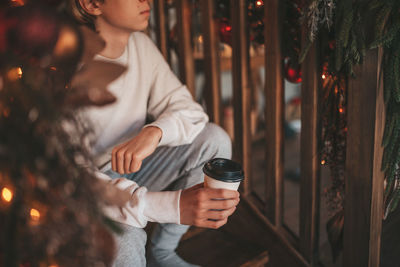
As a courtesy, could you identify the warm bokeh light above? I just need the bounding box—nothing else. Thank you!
[10,0,25,7]
[2,107,10,118]
[1,187,13,202]
[321,160,326,165]
[256,0,264,7]
[339,107,344,113]
[7,67,23,81]
[322,74,326,79]
[53,26,79,57]
[30,208,41,221]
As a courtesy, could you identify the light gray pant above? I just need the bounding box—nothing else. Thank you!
[104,123,232,267]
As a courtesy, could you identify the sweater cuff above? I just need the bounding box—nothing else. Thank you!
[145,115,177,147]
[143,190,181,224]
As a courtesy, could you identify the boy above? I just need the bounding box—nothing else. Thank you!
[70,0,240,266]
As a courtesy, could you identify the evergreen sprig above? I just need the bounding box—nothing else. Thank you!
[302,0,400,218]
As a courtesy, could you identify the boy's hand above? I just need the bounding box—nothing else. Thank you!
[180,183,240,229]
[111,126,162,174]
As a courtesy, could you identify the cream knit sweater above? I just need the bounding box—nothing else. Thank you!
[80,32,208,228]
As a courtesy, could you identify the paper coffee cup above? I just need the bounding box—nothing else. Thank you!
[202,158,244,191]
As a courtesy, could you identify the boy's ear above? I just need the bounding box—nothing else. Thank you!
[79,0,103,16]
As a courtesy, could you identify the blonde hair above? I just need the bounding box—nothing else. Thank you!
[68,0,104,30]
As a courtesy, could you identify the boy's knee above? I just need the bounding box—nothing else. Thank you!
[113,225,147,267]
[198,123,232,159]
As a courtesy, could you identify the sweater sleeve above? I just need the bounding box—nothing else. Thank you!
[139,33,209,147]
[95,171,181,228]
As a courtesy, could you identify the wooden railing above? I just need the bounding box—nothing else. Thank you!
[152,1,384,266]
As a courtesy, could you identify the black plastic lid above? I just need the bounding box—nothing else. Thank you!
[202,158,244,183]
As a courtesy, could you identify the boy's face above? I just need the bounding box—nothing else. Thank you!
[98,0,151,32]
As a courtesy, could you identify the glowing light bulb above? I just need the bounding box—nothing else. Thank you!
[256,0,263,7]
[53,26,79,57]
[339,108,344,113]
[321,160,326,165]
[30,208,41,221]
[7,67,23,81]
[322,74,326,79]
[1,187,13,202]
[10,0,25,6]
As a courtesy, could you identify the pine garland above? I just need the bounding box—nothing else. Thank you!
[303,0,400,219]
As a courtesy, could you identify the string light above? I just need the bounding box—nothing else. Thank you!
[10,0,25,6]
[321,160,326,165]
[255,0,264,7]
[30,208,41,222]
[7,67,22,81]
[1,187,13,202]
[339,107,344,113]
[2,107,10,118]
[322,74,326,79]
[53,26,79,58]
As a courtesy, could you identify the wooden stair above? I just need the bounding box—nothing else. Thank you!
[177,227,269,267]
[176,199,272,267]
[146,196,308,267]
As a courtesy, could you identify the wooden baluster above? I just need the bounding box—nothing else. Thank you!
[154,0,169,62]
[200,0,222,125]
[299,40,321,263]
[176,0,195,97]
[231,0,251,195]
[344,49,384,267]
[264,0,284,227]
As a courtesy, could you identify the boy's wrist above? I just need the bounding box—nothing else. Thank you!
[143,126,162,143]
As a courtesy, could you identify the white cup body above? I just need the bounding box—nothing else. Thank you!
[204,175,241,191]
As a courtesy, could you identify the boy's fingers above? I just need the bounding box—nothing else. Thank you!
[207,198,240,210]
[201,218,227,229]
[117,149,126,174]
[205,188,240,199]
[190,183,204,190]
[130,159,142,173]
[111,153,116,172]
[207,207,236,220]
[124,153,132,174]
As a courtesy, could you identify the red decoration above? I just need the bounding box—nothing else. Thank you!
[0,12,17,53]
[284,59,302,83]
[218,18,232,45]
[9,5,60,58]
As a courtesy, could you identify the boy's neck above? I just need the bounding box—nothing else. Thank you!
[96,18,132,59]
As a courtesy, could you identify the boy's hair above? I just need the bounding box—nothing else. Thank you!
[68,0,104,30]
